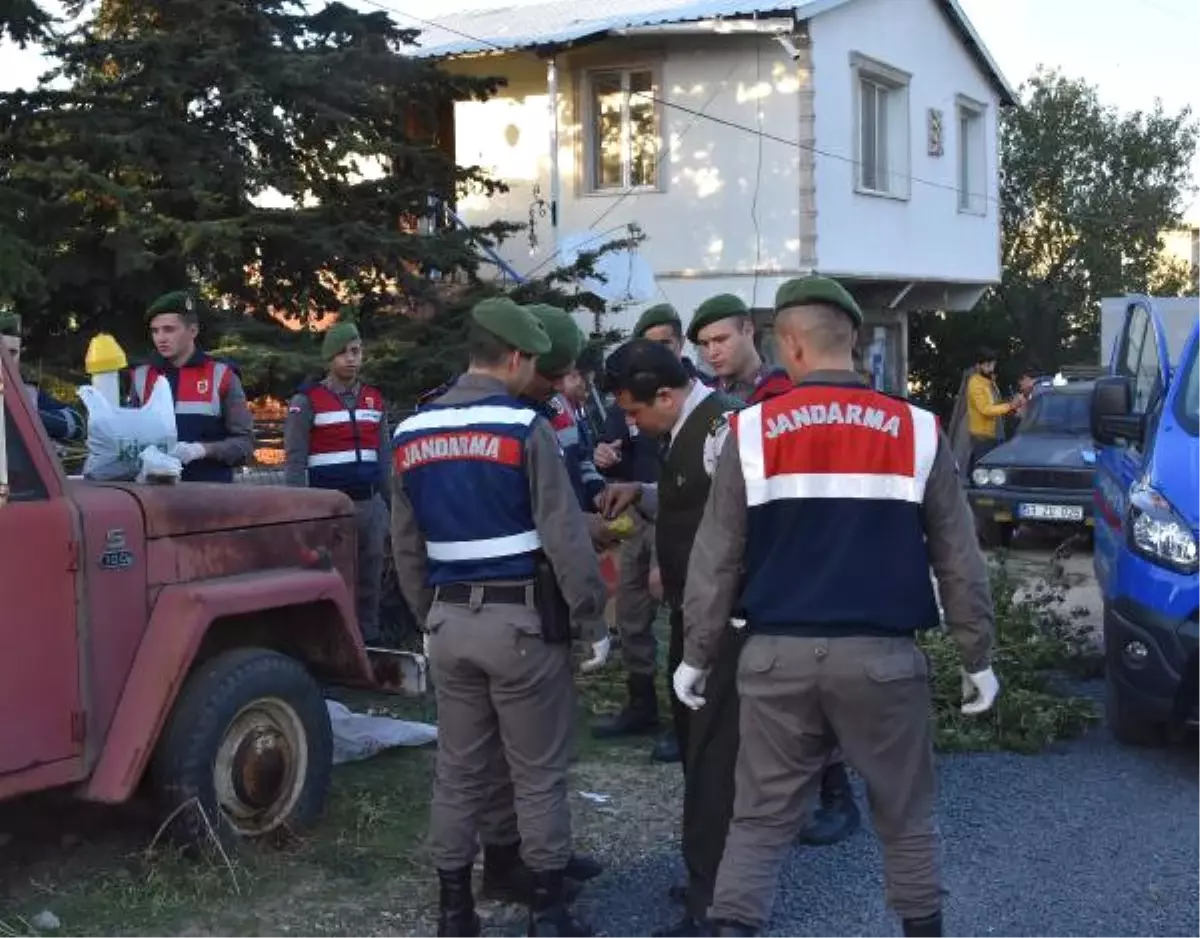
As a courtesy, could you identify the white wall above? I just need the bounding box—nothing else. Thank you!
[447,34,803,332]
[809,0,1002,284]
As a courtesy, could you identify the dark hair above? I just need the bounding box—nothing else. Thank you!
[643,319,684,342]
[467,322,524,367]
[605,338,689,404]
[976,347,998,364]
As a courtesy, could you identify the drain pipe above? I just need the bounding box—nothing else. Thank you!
[546,54,561,254]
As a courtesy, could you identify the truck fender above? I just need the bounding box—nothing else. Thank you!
[83,567,370,804]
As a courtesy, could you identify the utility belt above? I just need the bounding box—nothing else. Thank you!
[433,554,572,644]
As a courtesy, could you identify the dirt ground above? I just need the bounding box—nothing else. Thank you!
[0,525,1098,936]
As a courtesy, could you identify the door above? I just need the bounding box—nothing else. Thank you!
[1093,296,1172,591]
[0,406,82,777]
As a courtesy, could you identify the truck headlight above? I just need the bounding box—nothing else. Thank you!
[972,467,990,486]
[1128,483,1199,574]
[988,468,1006,486]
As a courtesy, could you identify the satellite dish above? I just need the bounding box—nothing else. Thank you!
[558,231,658,305]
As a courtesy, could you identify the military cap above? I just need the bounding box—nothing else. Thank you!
[523,303,584,376]
[470,297,552,356]
[322,321,361,360]
[686,293,750,344]
[633,302,681,338]
[145,289,197,322]
[774,276,863,328]
[0,312,21,337]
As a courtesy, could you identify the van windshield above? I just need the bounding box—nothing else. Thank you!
[1174,338,1198,437]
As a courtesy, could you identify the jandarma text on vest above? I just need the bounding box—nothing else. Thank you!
[396,432,522,472]
[765,401,903,440]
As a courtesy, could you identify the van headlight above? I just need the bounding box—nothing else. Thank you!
[1128,483,1199,573]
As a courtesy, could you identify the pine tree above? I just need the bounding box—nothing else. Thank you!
[0,0,517,371]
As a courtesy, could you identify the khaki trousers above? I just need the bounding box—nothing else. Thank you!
[615,514,659,675]
[710,634,940,927]
[426,599,575,871]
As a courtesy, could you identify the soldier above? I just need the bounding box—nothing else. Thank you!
[688,292,857,844]
[0,312,84,443]
[283,313,390,646]
[390,298,609,937]
[597,338,744,936]
[677,277,1000,938]
[129,290,255,482]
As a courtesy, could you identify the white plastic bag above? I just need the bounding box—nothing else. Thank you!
[326,700,437,765]
[79,375,178,481]
[136,444,183,484]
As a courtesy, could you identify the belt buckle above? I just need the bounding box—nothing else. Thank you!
[468,585,484,612]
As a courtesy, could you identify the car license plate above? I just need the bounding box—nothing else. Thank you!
[1019,503,1084,522]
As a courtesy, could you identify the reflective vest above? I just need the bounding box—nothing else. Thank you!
[543,393,605,511]
[133,357,233,482]
[737,383,942,636]
[393,394,541,586]
[305,383,384,499]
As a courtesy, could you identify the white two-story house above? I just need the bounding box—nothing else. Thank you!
[414,0,1015,394]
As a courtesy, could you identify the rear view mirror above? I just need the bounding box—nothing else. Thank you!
[1091,375,1144,446]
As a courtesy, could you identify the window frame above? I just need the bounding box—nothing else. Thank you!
[850,52,911,202]
[580,64,664,196]
[955,93,988,216]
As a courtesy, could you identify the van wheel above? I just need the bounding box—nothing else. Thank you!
[151,648,333,845]
[1105,668,1168,747]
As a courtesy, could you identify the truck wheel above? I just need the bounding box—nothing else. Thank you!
[151,648,333,845]
[1105,667,1168,747]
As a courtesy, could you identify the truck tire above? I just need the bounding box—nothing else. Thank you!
[151,648,333,845]
[1105,667,1168,747]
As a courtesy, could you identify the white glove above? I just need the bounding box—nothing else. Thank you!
[173,441,207,464]
[961,667,1000,715]
[579,636,611,673]
[673,662,709,710]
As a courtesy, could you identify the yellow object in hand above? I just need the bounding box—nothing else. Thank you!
[604,513,636,539]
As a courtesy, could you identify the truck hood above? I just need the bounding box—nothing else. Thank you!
[70,480,355,538]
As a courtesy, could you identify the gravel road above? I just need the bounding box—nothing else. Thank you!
[564,725,1198,938]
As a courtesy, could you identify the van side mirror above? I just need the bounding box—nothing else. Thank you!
[1091,375,1144,446]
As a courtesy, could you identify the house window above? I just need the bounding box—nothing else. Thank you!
[586,68,660,192]
[851,53,910,199]
[957,95,987,215]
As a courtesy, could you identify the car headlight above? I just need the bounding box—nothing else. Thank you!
[988,468,1006,487]
[972,467,990,486]
[1128,482,1198,573]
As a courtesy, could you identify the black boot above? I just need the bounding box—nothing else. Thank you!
[527,869,592,937]
[564,852,604,882]
[796,761,861,847]
[592,673,659,738]
[711,920,758,937]
[650,733,681,763]
[902,911,943,937]
[481,842,583,903]
[437,865,480,937]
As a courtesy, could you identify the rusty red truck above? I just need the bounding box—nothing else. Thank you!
[0,343,411,843]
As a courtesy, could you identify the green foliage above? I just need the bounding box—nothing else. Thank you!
[921,554,1100,754]
[0,0,53,46]
[0,0,519,372]
[910,69,1198,418]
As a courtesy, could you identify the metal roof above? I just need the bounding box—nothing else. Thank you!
[408,0,1016,104]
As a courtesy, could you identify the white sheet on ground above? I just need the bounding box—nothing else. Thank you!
[327,700,437,765]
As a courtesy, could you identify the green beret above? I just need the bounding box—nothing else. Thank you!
[774,276,864,328]
[470,297,552,356]
[686,293,749,344]
[146,289,197,322]
[0,312,21,337]
[524,304,584,376]
[633,303,681,338]
[322,321,361,360]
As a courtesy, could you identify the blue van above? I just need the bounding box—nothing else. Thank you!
[1091,296,1198,745]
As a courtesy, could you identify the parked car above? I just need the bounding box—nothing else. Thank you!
[967,377,1097,547]
[1091,295,1198,746]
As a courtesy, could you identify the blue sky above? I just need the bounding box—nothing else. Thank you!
[3,0,1197,219]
